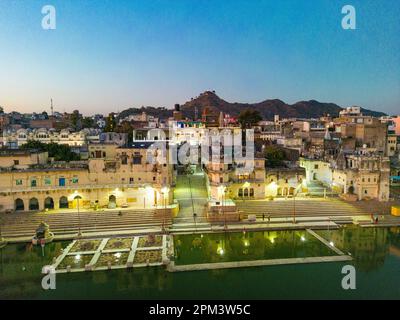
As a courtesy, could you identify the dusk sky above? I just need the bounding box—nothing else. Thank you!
[0,0,399,115]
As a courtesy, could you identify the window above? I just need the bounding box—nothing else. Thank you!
[72,177,78,184]
[250,188,254,197]
[129,177,134,184]
[44,177,51,185]
[16,179,22,186]
[59,178,66,186]
[219,177,223,183]
[238,188,243,197]
[314,164,319,169]
[244,188,249,197]
[121,153,128,165]
[153,176,156,181]
[13,160,19,165]
[364,190,368,194]
[31,179,37,187]
[133,157,141,165]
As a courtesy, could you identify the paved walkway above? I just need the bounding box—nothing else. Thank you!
[173,172,209,224]
[168,255,352,272]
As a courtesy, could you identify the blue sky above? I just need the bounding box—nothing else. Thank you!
[0,0,399,115]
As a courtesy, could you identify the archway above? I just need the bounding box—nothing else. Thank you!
[108,194,117,209]
[59,196,69,209]
[29,198,39,211]
[44,197,54,209]
[15,198,24,211]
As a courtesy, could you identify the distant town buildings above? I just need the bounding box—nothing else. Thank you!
[0,101,399,213]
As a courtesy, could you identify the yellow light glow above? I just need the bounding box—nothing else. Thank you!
[161,186,169,194]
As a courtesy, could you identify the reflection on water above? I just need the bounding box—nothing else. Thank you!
[174,230,336,265]
[315,226,395,272]
[0,241,67,299]
[0,226,399,299]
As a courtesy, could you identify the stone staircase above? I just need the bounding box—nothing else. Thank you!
[1,209,172,240]
[235,198,365,219]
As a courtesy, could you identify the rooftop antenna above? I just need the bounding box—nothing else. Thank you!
[50,98,54,117]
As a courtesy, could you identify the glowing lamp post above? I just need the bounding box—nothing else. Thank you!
[74,194,82,237]
[161,186,169,233]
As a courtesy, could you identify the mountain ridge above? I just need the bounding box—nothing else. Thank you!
[117,91,387,120]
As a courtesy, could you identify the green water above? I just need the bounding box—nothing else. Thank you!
[174,230,335,265]
[1,226,400,299]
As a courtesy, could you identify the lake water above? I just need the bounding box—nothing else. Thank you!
[1,226,399,299]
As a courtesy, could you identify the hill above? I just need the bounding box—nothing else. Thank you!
[117,91,386,120]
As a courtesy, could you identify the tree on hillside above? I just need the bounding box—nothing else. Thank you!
[238,109,262,129]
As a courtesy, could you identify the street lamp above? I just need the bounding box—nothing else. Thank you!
[161,186,169,233]
[293,183,302,224]
[74,194,82,237]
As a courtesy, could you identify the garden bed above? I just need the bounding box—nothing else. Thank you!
[57,254,93,269]
[104,238,133,250]
[70,239,102,252]
[137,235,163,248]
[133,249,162,264]
[95,252,129,267]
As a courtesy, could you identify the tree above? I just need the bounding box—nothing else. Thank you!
[104,113,116,132]
[263,145,286,168]
[238,109,262,129]
[115,121,133,142]
[21,141,80,161]
[70,110,82,131]
[82,117,95,129]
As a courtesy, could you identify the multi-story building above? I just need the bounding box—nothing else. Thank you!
[332,154,390,201]
[0,143,173,212]
[2,128,101,148]
[204,146,266,202]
